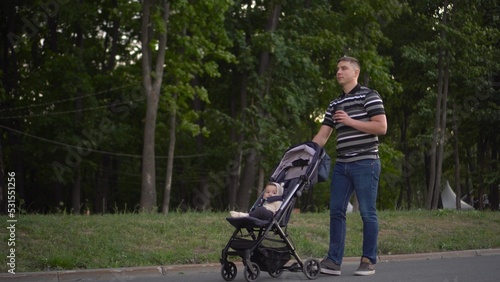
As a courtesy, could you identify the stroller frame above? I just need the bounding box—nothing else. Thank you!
[220,142,329,281]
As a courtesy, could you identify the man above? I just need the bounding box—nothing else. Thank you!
[312,56,387,276]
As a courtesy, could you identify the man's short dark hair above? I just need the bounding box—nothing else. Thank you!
[337,56,360,69]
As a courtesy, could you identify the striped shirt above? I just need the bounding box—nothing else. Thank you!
[321,84,385,163]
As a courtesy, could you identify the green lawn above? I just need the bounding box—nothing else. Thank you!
[1,210,499,273]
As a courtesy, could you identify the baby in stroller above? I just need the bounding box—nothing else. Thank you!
[230,182,284,220]
[220,142,329,282]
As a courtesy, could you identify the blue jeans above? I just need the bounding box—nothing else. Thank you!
[327,159,380,265]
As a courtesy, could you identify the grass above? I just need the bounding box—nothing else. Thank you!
[1,210,499,273]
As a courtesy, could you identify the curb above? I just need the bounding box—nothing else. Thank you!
[377,248,500,262]
[2,248,500,281]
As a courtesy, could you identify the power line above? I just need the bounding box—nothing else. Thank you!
[0,124,207,159]
[0,98,146,120]
[0,84,138,114]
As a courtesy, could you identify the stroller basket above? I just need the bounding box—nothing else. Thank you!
[252,246,290,272]
[251,234,291,272]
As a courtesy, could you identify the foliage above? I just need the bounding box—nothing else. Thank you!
[0,0,498,213]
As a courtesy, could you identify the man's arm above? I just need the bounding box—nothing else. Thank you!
[312,125,334,147]
[336,112,387,136]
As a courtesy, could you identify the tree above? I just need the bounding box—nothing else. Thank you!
[139,0,170,213]
[159,0,234,213]
[210,0,403,211]
[425,0,450,210]
[390,0,500,210]
[1,0,497,213]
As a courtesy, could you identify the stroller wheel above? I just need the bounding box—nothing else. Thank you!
[221,261,237,281]
[268,269,283,278]
[244,262,260,282]
[303,258,320,280]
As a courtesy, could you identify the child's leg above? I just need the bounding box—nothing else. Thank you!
[249,207,273,220]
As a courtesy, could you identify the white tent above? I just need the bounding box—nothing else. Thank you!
[347,202,353,213]
[441,180,474,210]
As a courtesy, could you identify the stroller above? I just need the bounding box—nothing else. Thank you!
[220,141,330,282]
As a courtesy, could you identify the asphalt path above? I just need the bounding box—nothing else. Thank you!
[2,250,499,282]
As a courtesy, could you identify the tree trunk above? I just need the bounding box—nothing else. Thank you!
[432,57,449,209]
[228,146,242,210]
[477,138,486,210]
[425,0,448,210]
[72,168,81,213]
[452,103,462,210]
[464,147,474,205]
[236,147,259,211]
[490,141,499,211]
[425,55,442,209]
[104,0,119,72]
[257,5,280,77]
[162,94,176,214]
[257,167,265,197]
[95,155,111,214]
[191,79,214,211]
[72,11,84,214]
[398,109,412,210]
[141,88,160,212]
[227,72,247,210]
[234,3,281,211]
[406,172,412,210]
[139,0,170,213]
